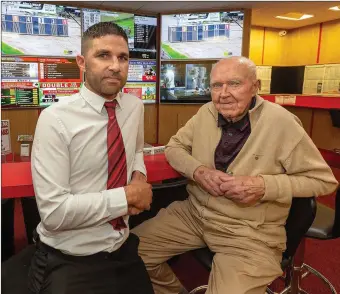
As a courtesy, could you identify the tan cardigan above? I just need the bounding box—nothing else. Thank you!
[165,96,338,250]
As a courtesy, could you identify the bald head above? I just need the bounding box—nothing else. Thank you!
[211,56,257,82]
[209,56,259,121]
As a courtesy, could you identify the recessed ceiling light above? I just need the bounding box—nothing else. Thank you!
[329,6,340,11]
[275,12,314,21]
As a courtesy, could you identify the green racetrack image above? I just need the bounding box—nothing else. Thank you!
[1,42,24,55]
[161,43,188,59]
[101,14,134,38]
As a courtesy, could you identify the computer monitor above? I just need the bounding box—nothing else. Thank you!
[270,66,305,94]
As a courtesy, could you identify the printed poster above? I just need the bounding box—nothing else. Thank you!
[1,120,12,155]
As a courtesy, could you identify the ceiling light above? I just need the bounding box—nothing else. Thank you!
[329,6,340,11]
[275,12,314,21]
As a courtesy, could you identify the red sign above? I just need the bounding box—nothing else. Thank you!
[42,89,79,95]
[123,87,142,99]
[39,82,82,88]
[2,82,37,88]
[142,74,157,82]
[38,58,75,64]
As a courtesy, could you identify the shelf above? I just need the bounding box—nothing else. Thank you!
[261,95,340,109]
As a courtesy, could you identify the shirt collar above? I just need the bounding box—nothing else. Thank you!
[79,84,123,114]
[217,96,256,131]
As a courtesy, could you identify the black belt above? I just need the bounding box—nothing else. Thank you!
[34,230,131,263]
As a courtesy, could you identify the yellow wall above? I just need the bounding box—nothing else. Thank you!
[262,28,288,66]
[319,19,340,64]
[249,26,264,65]
[249,18,340,152]
[249,18,340,66]
[284,24,320,65]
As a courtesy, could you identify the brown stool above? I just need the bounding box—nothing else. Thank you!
[284,187,340,294]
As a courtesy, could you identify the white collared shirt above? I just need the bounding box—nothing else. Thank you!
[31,85,146,256]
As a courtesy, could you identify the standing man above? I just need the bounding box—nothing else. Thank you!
[133,56,338,294]
[28,22,154,294]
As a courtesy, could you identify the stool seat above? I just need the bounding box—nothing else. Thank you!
[191,248,213,272]
[305,203,335,239]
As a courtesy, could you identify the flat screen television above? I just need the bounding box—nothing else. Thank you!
[161,11,244,59]
[330,109,340,128]
[160,61,216,103]
[82,9,157,59]
[270,66,305,94]
[1,2,81,57]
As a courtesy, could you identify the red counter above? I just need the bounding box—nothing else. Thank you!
[1,154,181,199]
[262,95,340,109]
[2,150,339,199]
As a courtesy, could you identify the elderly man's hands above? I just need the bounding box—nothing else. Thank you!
[220,175,265,205]
[193,166,229,196]
[194,166,266,204]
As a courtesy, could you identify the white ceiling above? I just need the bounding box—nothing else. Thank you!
[54,1,340,29]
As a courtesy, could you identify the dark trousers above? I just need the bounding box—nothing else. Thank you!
[1,197,40,262]
[1,199,15,262]
[28,233,154,294]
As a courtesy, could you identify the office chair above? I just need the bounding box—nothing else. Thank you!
[295,187,340,294]
[189,197,317,294]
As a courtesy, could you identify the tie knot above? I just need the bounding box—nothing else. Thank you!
[104,100,117,109]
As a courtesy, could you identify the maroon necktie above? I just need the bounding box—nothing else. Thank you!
[104,101,127,230]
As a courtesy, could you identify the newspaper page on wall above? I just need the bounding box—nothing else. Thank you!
[1,120,12,155]
[303,65,325,94]
[323,64,340,95]
[256,66,272,94]
[303,64,340,95]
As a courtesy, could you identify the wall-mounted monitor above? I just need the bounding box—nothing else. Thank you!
[329,109,340,128]
[161,11,244,60]
[270,66,305,95]
[82,9,157,59]
[1,2,81,57]
[1,56,82,108]
[160,61,216,103]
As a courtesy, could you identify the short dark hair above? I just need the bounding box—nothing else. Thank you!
[81,22,129,55]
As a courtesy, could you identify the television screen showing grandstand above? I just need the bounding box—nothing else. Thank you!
[161,11,244,59]
[1,2,81,57]
[82,9,157,59]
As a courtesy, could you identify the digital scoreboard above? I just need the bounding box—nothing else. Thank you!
[1,57,81,108]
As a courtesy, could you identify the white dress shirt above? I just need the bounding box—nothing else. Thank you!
[31,85,146,256]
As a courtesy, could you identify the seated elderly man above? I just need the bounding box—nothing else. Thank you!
[132,56,338,294]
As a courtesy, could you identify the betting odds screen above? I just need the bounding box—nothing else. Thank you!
[1,57,82,108]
